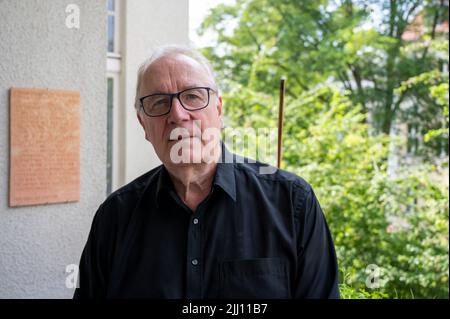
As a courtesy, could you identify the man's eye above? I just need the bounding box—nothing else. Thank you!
[185,94,201,100]
[152,99,168,107]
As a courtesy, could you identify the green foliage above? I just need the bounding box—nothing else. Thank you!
[200,0,450,143]
[296,86,449,299]
[395,38,449,158]
[339,284,390,299]
[200,0,449,299]
[218,82,449,299]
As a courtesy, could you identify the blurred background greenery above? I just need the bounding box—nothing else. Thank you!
[196,0,449,298]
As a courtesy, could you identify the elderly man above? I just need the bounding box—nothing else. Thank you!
[74,45,340,299]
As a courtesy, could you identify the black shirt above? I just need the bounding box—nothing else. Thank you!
[74,143,340,299]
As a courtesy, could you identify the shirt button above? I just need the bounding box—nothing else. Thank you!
[191,259,198,266]
[193,218,199,225]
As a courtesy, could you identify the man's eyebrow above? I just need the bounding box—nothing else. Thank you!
[146,85,212,95]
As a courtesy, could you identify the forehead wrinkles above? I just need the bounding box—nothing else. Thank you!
[142,55,214,93]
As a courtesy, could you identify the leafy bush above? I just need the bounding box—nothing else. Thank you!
[203,0,449,299]
[221,83,449,298]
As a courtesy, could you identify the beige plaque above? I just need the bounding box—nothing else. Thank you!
[9,88,80,207]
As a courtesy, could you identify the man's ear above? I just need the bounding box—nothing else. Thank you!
[137,111,152,142]
[137,110,145,128]
[217,96,224,128]
[217,95,223,117]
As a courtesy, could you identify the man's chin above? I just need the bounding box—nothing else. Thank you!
[165,156,204,166]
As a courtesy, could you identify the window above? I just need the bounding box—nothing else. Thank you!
[107,0,116,53]
[106,78,114,194]
[106,0,124,194]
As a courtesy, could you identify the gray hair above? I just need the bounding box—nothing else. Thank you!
[134,44,218,111]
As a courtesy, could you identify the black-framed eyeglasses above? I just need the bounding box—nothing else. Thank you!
[139,87,217,117]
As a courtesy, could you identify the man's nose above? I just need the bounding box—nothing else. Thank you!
[168,97,191,123]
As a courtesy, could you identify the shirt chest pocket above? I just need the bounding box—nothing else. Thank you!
[218,258,290,299]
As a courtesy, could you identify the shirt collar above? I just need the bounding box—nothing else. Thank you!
[154,141,237,204]
[155,164,174,202]
[213,142,237,202]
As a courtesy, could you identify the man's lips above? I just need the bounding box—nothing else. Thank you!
[169,136,192,141]
[168,135,199,141]
[168,125,202,141]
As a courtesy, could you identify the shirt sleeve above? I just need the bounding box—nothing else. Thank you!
[73,204,112,299]
[292,184,340,299]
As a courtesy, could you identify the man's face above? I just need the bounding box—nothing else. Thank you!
[137,54,223,166]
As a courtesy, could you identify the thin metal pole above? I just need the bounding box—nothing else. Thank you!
[277,77,286,169]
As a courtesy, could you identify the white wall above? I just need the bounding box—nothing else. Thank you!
[122,0,189,183]
[0,0,107,298]
[0,0,189,298]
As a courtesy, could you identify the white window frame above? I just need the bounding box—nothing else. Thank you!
[107,0,121,57]
[106,0,125,193]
